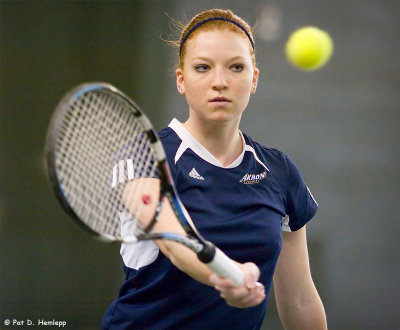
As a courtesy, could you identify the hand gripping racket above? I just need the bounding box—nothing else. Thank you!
[45,82,244,287]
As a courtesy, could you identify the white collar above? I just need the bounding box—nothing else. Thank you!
[168,118,246,169]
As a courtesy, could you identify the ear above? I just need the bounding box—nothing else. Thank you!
[176,68,185,95]
[251,68,259,94]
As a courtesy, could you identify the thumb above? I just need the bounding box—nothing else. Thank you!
[242,262,260,289]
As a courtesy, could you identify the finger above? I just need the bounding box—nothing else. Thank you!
[240,287,266,305]
[213,278,265,299]
[216,286,250,301]
[224,292,265,308]
[222,282,266,306]
[210,274,235,288]
[225,287,266,308]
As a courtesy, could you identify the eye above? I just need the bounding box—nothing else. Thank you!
[231,64,245,72]
[194,64,210,72]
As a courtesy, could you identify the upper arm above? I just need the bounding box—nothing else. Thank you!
[273,226,315,306]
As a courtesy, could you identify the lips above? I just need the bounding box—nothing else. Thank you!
[209,96,231,102]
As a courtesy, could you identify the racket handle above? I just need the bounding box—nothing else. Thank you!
[205,246,245,287]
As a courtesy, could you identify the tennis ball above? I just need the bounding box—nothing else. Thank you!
[285,26,333,71]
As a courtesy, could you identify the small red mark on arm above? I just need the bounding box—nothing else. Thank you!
[142,194,152,205]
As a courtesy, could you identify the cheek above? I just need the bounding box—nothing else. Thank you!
[184,77,207,98]
[236,77,253,95]
[183,80,204,109]
[236,79,253,107]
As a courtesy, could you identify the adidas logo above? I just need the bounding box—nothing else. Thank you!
[189,168,204,180]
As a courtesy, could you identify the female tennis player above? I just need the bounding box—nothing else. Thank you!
[102,8,327,329]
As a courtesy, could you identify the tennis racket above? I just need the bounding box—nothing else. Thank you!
[45,82,244,287]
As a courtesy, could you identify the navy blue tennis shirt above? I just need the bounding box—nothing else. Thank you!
[102,119,318,329]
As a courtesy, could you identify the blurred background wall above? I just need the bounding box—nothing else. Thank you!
[0,1,398,329]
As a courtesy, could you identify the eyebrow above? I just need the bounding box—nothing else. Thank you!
[191,55,248,62]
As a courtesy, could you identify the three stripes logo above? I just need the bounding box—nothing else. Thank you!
[189,168,204,180]
[111,159,135,188]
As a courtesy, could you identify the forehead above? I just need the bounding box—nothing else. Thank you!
[184,29,252,59]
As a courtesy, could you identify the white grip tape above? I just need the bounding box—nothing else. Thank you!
[206,248,244,287]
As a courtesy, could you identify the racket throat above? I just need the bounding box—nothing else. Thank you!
[143,199,164,234]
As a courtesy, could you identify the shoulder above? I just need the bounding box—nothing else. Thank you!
[242,133,291,173]
[158,126,181,153]
[242,133,307,203]
[243,134,319,230]
[157,126,183,175]
[158,126,176,140]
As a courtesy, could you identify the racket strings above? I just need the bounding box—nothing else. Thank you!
[55,90,160,239]
[58,94,115,232]
[122,126,160,231]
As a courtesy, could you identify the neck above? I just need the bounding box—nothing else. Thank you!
[183,116,243,167]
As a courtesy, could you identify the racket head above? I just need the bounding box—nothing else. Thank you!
[45,82,166,242]
[45,83,245,286]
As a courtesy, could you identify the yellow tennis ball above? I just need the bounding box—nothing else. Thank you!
[285,26,333,71]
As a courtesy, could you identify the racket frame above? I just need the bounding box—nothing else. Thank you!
[45,82,244,285]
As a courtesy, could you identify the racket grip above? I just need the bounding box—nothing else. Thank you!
[205,247,245,287]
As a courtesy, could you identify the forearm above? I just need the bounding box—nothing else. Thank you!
[156,238,214,286]
[145,199,266,308]
[152,198,215,285]
[274,228,327,329]
[276,287,327,330]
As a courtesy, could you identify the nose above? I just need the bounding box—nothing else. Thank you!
[211,67,228,90]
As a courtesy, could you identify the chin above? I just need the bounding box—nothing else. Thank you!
[207,111,241,124]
